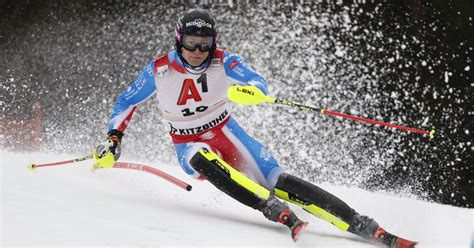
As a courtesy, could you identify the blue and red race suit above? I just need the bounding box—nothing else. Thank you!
[107,49,284,189]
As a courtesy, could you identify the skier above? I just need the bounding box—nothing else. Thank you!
[94,8,417,247]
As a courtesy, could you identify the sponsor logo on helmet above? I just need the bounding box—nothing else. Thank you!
[186,19,213,29]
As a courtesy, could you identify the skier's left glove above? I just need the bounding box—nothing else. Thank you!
[93,129,123,168]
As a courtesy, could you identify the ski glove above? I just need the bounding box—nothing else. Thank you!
[94,129,123,168]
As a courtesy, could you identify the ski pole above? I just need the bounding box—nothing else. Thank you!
[29,155,192,191]
[28,155,94,170]
[227,85,435,139]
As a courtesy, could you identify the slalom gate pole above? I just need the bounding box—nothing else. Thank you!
[112,162,192,191]
[227,86,435,139]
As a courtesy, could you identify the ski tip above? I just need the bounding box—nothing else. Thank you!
[27,163,36,170]
[395,238,418,248]
[374,227,418,248]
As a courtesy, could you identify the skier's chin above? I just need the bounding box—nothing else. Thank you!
[182,49,209,67]
[187,57,206,66]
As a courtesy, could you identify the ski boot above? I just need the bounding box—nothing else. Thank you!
[260,196,308,242]
[349,214,417,248]
[278,208,309,241]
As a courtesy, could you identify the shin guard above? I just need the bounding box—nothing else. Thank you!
[190,148,270,209]
[274,173,356,231]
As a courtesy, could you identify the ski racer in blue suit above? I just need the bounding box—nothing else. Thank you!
[94,8,417,247]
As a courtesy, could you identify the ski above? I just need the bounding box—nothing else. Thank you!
[373,227,418,248]
[291,220,309,242]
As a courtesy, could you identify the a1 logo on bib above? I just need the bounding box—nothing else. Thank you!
[177,74,208,106]
[177,79,202,105]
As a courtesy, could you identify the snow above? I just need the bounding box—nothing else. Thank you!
[2,1,471,208]
[2,150,473,247]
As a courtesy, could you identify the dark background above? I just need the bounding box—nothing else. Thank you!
[1,0,472,208]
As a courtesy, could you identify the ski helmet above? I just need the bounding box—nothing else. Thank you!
[175,8,218,55]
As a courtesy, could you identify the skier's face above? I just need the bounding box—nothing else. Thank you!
[181,35,212,66]
[181,47,209,67]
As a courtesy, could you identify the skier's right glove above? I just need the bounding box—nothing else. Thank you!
[93,129,123,168]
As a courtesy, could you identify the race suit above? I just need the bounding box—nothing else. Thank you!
[107,49,284,189]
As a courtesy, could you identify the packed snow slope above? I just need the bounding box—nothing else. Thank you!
[1,151,473,247]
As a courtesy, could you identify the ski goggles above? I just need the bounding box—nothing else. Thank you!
[182,35,214,52]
